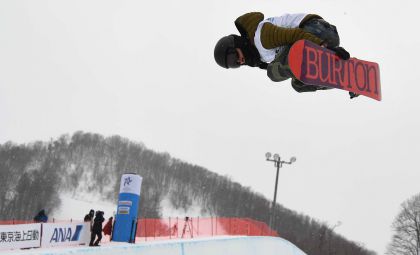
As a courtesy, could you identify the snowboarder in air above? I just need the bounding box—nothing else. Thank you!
[214,12,358,98]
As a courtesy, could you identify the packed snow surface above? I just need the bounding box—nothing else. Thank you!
[1,236,307,255]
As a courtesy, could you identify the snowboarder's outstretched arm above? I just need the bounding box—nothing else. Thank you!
[260,23,323,49]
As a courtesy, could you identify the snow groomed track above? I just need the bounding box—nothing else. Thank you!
[2,236,308,255]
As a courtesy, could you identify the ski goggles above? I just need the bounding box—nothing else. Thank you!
[226,48,240,69]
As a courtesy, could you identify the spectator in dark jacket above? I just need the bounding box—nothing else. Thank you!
[33,209,48,223]
[84,209,95,222]
[84,209,95,233]
[89,211,105,246]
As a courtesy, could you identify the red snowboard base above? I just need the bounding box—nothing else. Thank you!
[288,40,381,101]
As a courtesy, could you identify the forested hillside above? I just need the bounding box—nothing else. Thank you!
[0,131,375,255]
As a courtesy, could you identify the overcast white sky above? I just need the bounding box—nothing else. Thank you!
[1,0,419,254]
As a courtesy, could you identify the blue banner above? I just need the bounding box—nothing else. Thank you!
[112,174,142,242]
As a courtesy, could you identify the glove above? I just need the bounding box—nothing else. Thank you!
[331,46,350,60]
[349,92,359,99]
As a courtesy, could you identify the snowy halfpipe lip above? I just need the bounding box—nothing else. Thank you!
[1,236,308,255]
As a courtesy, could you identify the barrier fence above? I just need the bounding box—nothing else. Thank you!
[0,219,77,225]
[0,217,277,250]
[136,217,277,241]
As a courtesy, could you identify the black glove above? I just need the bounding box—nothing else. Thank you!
[349,92,359,99]
[331,47,350,60]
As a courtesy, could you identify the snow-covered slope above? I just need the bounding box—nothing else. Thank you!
[51,192,117,221]
[51,191,209,221]
[1,236,308,255]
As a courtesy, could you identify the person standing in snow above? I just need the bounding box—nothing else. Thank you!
[33,209,48,223]
[89,211,105,246]
[84,209,95,222]
[84,209,95,233]
[214,12,358,98]
[102,216,113,237]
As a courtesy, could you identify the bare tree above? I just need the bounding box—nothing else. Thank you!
[387,193,420,255]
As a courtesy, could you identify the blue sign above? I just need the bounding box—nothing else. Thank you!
[112,174,142,243]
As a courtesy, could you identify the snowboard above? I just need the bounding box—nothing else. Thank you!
[288,40,381,101]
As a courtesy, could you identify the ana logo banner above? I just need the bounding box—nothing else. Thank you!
[41,223,90,247]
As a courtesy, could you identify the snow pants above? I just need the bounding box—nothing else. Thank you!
[89,230,102,246]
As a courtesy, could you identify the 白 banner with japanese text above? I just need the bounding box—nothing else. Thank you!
[0,223,41,250]
[41,222,90,247]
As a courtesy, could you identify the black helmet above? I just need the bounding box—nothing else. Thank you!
[214,35,240,69]
[302,19,340,48]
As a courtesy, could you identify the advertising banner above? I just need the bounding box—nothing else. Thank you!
[0,223,41,250]
[113,174,142,242]
[41,222,90,247]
